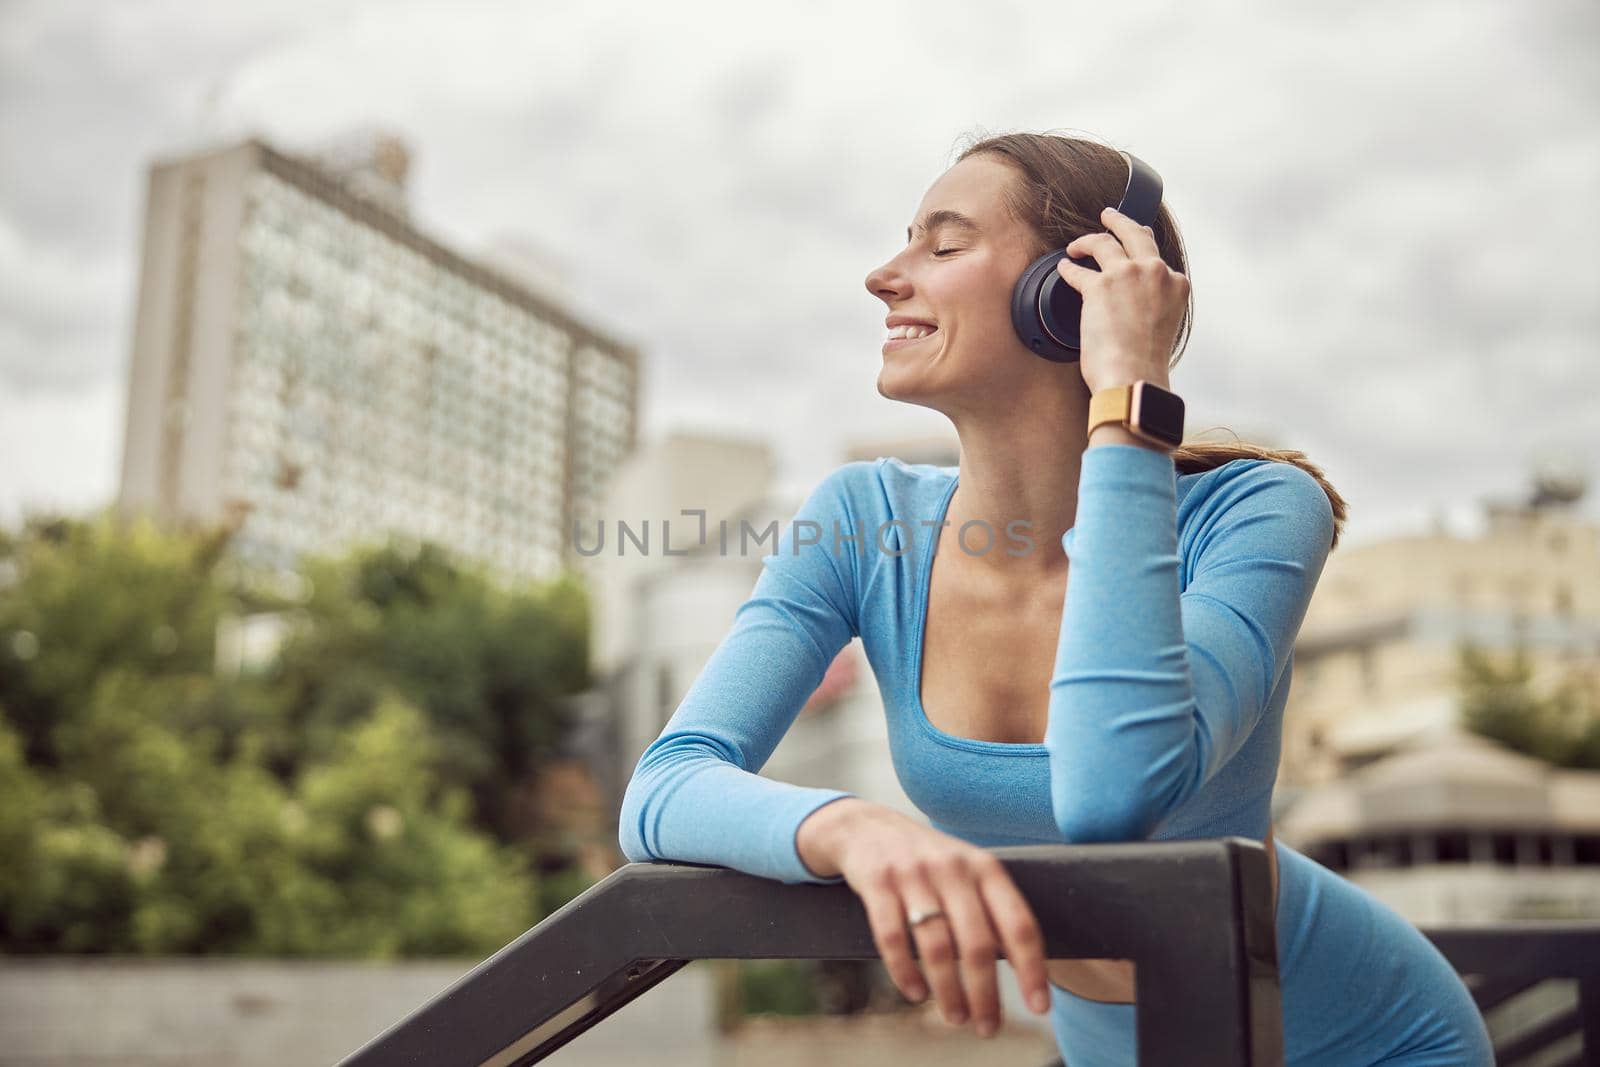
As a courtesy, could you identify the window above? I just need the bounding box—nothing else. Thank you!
[1576,835,1600,865]
[1437,831,1470,863]
[1491,833,1516,865]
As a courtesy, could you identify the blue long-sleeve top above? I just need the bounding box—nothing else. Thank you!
[618,443,1336,885]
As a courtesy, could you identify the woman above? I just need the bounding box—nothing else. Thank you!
[617,131,1493,1065]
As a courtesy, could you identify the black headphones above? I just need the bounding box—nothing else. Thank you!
[1009,150,1163,363]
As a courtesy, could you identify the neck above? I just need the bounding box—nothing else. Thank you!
[943,378,1091,580]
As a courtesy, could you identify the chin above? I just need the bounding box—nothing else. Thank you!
[875,363,913,401]
[875,367,941,410]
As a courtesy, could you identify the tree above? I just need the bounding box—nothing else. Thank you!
[264,538,593,843]
[1456,639,1600,770]
[0,513,228,769]
[0,509,595,956]
[0,689,540,956]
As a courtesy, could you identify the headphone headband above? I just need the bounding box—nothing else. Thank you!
[1116,151,1163,229]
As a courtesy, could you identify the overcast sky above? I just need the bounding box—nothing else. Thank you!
[3,0,1596,548]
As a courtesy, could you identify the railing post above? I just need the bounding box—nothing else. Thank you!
[1007,838,1282,1066]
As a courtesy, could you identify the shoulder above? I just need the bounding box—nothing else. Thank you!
[1178,458,1336,554]
[812,457,884,500]
[787,459,880,529]
[805,455,953,520]
[785,458,953,587]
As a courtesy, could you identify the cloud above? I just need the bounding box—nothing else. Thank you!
[0,376,123,524]
[0,0,1595,542]
[0,213,130,389]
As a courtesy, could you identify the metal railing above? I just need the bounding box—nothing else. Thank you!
[1421,924,1600,1066]
[336,837,1600,1067]
[338,837,1283,1067]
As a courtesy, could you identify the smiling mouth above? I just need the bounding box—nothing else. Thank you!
[883,327,938,347]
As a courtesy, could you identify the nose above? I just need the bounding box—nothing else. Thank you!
[864,250,910,303]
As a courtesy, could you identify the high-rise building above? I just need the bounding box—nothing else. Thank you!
[117,135,639,584]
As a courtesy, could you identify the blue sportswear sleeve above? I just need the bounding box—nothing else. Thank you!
[1047,443,1337,843]
[616,462,869,885]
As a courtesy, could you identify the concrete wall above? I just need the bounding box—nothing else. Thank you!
[0,958,719,1067]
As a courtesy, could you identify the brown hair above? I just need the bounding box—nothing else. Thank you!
[953,129,1348,551]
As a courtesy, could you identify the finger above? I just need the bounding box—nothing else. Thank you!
[899,876,968,1026]
[860,881,928,1004]
[1100,205,1161,257]
[1054,251,1102,290]
[1063,230,1127,264]
[934,866,1003,1037]
[973,856,1051,1015]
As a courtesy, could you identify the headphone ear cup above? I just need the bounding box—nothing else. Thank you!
[1011,249,1095,363]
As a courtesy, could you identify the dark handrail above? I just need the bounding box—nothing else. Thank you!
[337,837,1283,1067]
[1417,923,1600,1064]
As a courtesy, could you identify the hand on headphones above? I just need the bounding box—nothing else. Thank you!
[1054,206,1189,395]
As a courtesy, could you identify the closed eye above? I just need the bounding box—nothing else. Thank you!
[933,247,961,257]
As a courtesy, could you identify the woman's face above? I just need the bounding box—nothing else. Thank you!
[863,154,1050,411]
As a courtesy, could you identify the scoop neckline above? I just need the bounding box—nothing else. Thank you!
[910,470,1053,756]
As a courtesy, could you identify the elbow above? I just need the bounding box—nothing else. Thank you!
[615,774,656,865]
[1051,784,1159,844]
[615,731,737,866]
[618,834,653,866]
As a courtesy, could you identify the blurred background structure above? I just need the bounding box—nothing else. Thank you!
[116,132,637,583]
[2,0,1598,1064]
[1274,466,1600,918]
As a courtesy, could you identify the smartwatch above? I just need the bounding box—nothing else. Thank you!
[1087,381,1185,451]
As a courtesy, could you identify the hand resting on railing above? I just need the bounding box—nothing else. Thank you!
[796,795,1055,1040]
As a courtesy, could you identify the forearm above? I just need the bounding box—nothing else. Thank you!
[1047,440,1336,843]
[1046,442,1191,842]
[617,460,876,887]
[620,747,860,885]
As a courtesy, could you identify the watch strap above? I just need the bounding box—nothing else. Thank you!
[1087,381,1180,451]
[1087,384,1135,438]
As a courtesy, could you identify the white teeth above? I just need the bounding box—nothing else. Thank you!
[887,324,936,340]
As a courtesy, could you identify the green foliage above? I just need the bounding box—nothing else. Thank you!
[0,719,140,953]
[736,959,820,1016]
[268,540,591,840]
[1456,639,1600,770]
[535,864,599,920]
[0,513,227,768]
[0,510,596,957]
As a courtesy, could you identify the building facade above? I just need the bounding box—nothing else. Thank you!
[1278,726,1600,922]
[1279,477,1599,788]
[1273,468,1600,922]
[117,135,639,585]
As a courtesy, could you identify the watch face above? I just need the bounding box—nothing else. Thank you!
[1135,383,1185,447]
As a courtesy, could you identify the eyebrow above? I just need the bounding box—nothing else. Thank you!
[906,209,980,243]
